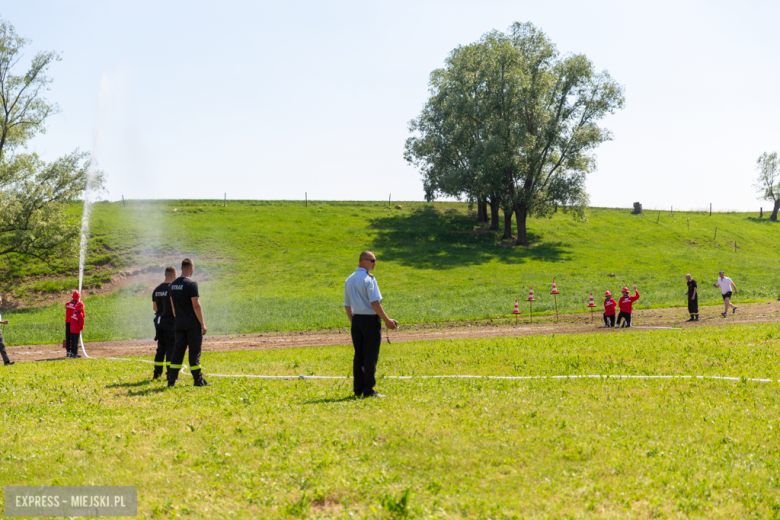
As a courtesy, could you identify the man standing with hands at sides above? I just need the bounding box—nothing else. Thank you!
[685,274,699,322]
[152,266,177,381]
[344,251,397,398]
[714,271,738,318]
[167,259,210,387]
[0,296,14,366]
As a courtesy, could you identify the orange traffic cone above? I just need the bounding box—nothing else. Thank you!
[587,292,597,323]
[527,288,536,323]
[551,280,560,322]
[512,299,521,325]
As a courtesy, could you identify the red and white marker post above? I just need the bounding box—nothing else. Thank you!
[550,280,560,322]
[527,288,536,323]
[512,299,521,325]
[587,292,597,323]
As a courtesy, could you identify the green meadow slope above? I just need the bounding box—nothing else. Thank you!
[1,201,778,345]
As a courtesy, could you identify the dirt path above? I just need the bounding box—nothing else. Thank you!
[7,302,780,363]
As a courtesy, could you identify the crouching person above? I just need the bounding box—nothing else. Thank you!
[603,291,617,328]
[616,285,640,328]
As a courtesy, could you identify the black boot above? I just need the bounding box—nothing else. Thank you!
[167,367,180,387]
[194,377,211,387]
[192,370,210,387]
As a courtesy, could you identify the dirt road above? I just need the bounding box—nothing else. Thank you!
[7,302,780,363]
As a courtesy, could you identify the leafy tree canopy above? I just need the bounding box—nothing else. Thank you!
[0,18,103,262]
[405,22,625,245]
[754,151,780,221]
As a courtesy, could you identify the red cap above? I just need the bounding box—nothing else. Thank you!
[621,287,629,293]
[75,301,84,311]
[72,291,81,301]
[605,291,611,297]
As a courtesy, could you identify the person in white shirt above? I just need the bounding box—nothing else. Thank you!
[0,296,13,366]
[713,271,738,318]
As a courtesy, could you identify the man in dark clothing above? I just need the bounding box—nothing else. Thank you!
[167,258,209,387]
[152,266,177,380]
[686,274,699,322]
[0,296,14,366]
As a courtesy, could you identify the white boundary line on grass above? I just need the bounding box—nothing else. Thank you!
[103,357,776,383]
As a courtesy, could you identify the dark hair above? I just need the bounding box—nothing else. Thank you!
[182,258,194,269]
[165,266,176,276]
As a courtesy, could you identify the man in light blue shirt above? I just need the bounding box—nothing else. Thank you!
[344,251,397,398]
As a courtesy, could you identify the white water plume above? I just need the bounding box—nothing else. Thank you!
[78,75,110,295]
[77,157,99,295]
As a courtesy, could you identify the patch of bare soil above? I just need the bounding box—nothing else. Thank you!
[2,260,223,310]
[7,302,780,364]
[0,265,166,310]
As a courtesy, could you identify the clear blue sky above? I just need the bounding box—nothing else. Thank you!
[4,1,779,211]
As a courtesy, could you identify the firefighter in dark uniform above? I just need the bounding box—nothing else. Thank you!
[685,274,699,322]
[152,266,177,380]
[167,258,210,387]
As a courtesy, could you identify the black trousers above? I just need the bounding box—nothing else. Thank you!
[65,323,79,355]
[169,316,203,382]
[153,316,176,375]
[351,314,382,396]
[616,311,632,327]
[0,329,10,364]
[603,313,615,326]
[688,297,699,316]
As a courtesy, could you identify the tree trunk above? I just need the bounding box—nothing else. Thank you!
[489,197,500,230]
[503,207,513,239]
[771,199,780,221]
[477,200,488,222]
[515,203,529,245]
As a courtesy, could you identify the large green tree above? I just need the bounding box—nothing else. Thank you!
[406,22,624,245]
[0,18,101,261]
[754,152,780,221]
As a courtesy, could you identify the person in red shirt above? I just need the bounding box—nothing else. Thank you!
[69,301,85,359]
[616,285,639,328]
[603,291,617,328]
[65,291,81,358]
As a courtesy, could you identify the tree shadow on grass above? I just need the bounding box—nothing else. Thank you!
[746,217,780,224]
[369,207,570,270]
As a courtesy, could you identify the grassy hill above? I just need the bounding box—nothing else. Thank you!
[1,200,778,345]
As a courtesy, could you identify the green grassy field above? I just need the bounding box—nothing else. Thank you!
[2,324,780,518]
[1,200,779,345]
